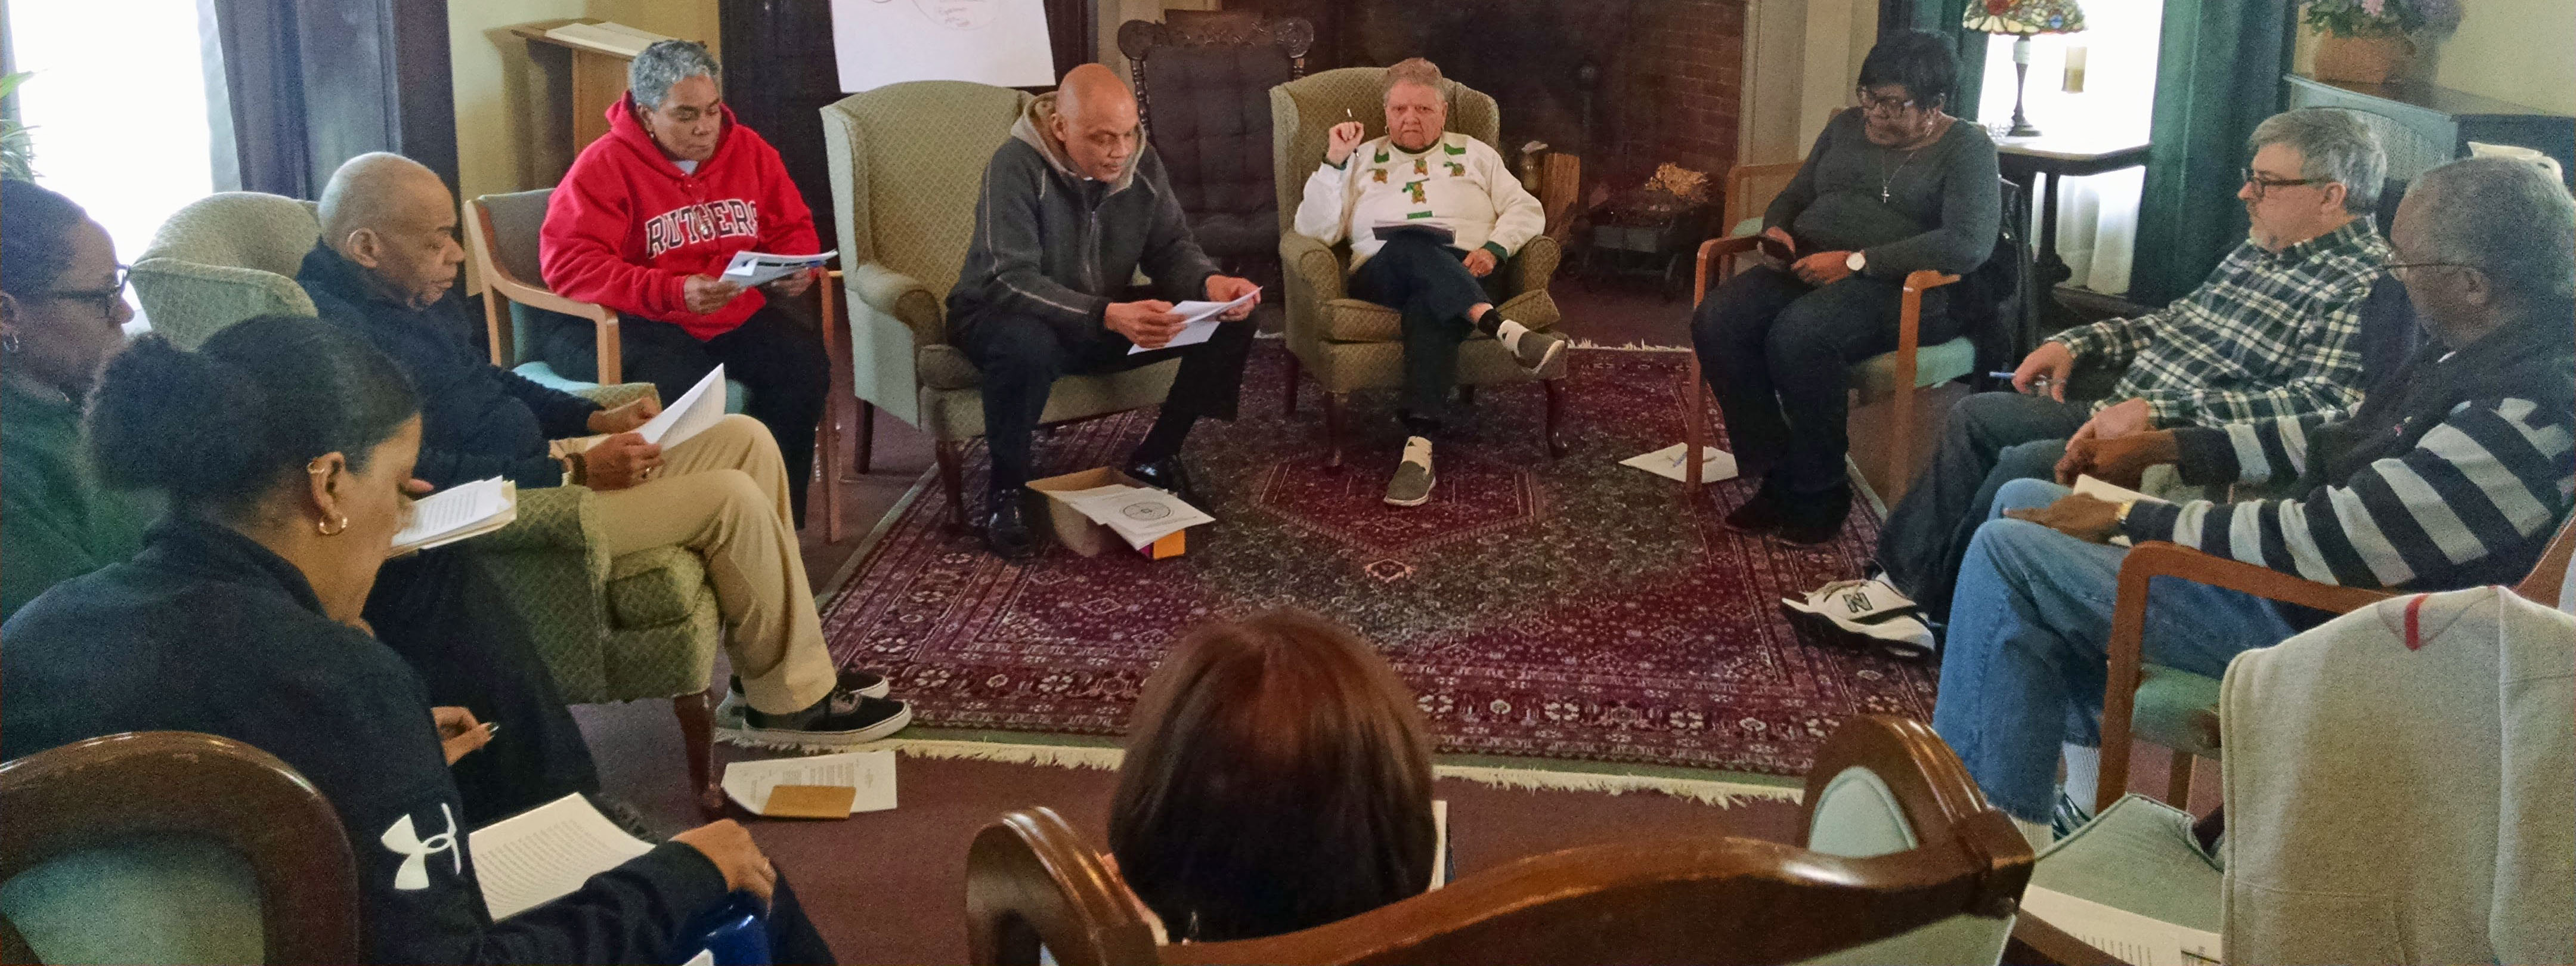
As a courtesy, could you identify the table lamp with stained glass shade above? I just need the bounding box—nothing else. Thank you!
[1964,0,2086,138]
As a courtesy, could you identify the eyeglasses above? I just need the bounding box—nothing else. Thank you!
[1853,88,1920,116]
[2382,261,2481,281]
[45,264,130,319]
[2243,168,2320,201]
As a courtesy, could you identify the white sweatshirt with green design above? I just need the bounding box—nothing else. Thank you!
[1293,131,1544,267]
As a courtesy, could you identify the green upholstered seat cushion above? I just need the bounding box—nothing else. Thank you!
[604,547,712,630]
[1850,336,1977,397]
[2132,664,2224,759]
[0,835,263,965]
[2032,794,2223,933]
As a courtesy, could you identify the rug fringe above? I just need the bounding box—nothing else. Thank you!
[720,735,1802,807]
[1563,338,1686,353]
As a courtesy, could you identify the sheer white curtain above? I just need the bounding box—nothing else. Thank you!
[1976,1,2163,295]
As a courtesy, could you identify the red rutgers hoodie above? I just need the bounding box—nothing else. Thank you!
[539,93,819,340]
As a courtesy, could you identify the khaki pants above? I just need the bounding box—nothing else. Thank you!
[587,414,835,714]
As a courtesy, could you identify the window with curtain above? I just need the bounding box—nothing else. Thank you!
[1974,1,2161,295]
[5,0,231,276]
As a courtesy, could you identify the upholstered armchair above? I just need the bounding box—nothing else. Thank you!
[821,80,1182,527]
[132,191,732,814]
[1270,67,1568,467]
[1117,11,1314,293]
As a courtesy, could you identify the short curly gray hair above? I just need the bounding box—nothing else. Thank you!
[1381,58,1444,101]
[2409,156,2576,306]
[2249,108,2388,215]
[630,40,720,110]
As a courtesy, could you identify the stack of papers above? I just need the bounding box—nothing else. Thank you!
[468,794,654,920]
[1052,484,1214,549]
[720,249,835,287]
[2021,886,2222,966]
[541,21,671,57]
[1125,290,1259,355]
[636,366,728,448]
[392,478,516,553]
[720,751,898,818]
[1372,219,1457,246]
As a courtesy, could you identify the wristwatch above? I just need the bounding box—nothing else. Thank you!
[1846,250,1868,273]
[2114,499,2137,524]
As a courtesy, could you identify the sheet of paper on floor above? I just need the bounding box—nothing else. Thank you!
[721,750,897,816]
[468,794,655,921]
[2020,886,2221,966]
[1620,443,1738,483]
[638,364,726,448]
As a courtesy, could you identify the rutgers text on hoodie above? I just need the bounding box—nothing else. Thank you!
[540,93,820,341]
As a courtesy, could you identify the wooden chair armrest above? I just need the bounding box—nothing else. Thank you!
[2095,541,2395,813]
[1690,235,1761,303]
[486,274,615,323]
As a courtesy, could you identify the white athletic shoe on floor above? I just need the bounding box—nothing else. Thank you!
[1779,577,1936,659]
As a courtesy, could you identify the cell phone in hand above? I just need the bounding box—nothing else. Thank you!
[1757,234,1797,264]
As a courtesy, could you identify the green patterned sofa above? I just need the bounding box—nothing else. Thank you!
[821,80,1185,528]
[1269,67,1568,467]
[132,192,728,807]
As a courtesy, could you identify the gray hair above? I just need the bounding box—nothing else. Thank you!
[2410,156,2576,306]
[2250,108,2388,214]
[630,40,720,110]
[1381,58,1444,101]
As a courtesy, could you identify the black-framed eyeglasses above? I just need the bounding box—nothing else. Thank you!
[1853,88,1920,116]
[2382,261,2480,281]
[2243,168,2320,200]
[46,264,130,319]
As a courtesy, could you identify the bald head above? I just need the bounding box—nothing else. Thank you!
[1049,64,1140,182]
[317,153,465,308]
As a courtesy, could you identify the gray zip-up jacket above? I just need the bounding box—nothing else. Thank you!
[946,93,1221,343]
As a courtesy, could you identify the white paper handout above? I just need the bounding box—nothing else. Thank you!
[392,478,516,553]
[2020,886,2221,966]
[720,249,835,287]
[1126,291,1257,355]
[1065,485,1215,549]
[636,365,727,449]
[1620,443,1739,483]
[720,750,899,816]
[467,794,656,921]
[828,0,1055,92]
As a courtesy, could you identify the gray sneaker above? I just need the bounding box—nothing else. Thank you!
[1506,324,1566,373]
[1385,436,1435,507]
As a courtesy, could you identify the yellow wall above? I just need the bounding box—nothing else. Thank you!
[2428,0,2575,114]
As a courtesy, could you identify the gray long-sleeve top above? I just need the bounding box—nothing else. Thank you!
[1764,111,2002,280]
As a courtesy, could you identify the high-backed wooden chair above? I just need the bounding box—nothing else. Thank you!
[2094,513,2576,818]
[1118,11,1314,295]
[0,732,359,964]
[964,716,2033,965]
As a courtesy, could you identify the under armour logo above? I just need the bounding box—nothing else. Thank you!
[380,804,461,891]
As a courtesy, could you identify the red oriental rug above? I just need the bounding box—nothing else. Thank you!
[821,343,1937,777]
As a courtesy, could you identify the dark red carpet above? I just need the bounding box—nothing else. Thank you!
[819,343,1936,776]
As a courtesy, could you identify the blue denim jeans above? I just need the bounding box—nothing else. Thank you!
[1929,478,2298,822]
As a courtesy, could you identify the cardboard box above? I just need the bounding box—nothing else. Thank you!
[1025,467,1190,559]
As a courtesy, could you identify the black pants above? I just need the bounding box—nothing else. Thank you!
[539,306,828,527]
[1689,265,1956,496]
[1874,390,2090,623]
[366,548,600,828]
[1347,233,1509,433]
[950,310,1257,499]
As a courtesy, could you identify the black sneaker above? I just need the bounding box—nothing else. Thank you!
[738,686,912,747]
[1124,456,1203,511]
[984,491,1036,561]
[2050,787,2095,840]
[724,670,889,709]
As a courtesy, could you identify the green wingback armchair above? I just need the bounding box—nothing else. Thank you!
[822,80,1185,528]
[1269,67,1568,467]
[132,191,730,812]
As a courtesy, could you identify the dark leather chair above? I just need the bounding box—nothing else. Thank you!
[1117,11,1315,292]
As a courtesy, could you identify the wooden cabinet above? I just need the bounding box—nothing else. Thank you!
[2286,74,2575,188]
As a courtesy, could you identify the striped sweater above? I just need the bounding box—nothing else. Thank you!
[2121,318,2576,590]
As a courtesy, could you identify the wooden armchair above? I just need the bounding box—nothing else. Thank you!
[964,716,2033,965]
[2095,514,2576,816]
[0,732,358,964]
[468,188,626,385]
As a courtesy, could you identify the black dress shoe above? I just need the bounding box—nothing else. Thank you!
[1724,483,1788,534]
[983,491,1038,561]
[1772,485,1853,546]
[1125,456,1204,511]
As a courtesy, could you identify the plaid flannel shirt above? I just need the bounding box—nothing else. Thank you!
[2048,218,2391,429]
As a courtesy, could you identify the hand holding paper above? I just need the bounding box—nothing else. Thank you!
[720,249,835,288]
[1125,291,1257,355]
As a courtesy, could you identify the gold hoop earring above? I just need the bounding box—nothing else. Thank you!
[317,513,349,537]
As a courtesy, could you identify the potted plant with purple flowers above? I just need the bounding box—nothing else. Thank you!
[2302,0,2464,85]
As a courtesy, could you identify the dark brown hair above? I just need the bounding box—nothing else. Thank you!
[1108,610,1436,942]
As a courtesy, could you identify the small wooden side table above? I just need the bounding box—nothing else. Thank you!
[1995,134,2150,290]
[508,20,648,162]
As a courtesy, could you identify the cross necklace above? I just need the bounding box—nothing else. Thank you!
[1880,147,1924,203]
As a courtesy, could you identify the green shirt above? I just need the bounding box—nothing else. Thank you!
[2,376,154,621]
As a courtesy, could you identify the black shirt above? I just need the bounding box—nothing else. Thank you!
[1,520,729,964]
